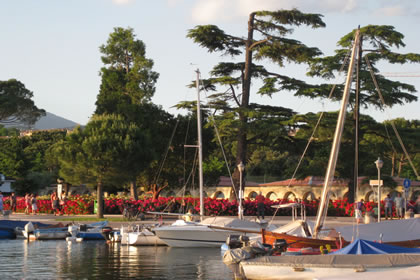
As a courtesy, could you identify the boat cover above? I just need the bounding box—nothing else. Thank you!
[272,220,314,237]
[242,254,420,268]
[334,218,420,242]
[0,220,51,229]
[330,239,420,255]
[201,217,272,230]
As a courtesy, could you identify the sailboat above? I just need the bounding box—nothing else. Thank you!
[259,29,420,250]
[154,69,272,247]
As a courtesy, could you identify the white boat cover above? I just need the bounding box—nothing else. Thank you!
[272,220,314,237]
[334,218,420,242]
[242,254,420,268]
[200,217,265,229]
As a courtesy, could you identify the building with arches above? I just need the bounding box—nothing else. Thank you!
[205,176,420,203]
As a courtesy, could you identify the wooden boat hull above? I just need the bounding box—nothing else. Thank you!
[262,229,348,249]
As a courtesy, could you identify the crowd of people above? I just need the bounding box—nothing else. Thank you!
[355,193,420,222]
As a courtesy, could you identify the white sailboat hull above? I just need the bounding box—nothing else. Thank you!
[240,254,420,280]
[154,223,256,248]
[128,230,166,246]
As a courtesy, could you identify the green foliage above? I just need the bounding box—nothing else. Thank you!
[96,26,159,111]
[304,25,420,109]
[186,9,326,177]
[0,79,45,125]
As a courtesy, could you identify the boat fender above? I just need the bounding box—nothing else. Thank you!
[24,222,35,233]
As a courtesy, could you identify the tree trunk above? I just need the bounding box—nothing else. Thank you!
[231,12,256,199]
[130,180,138,200]
[398,154,404,177]
[64,183,71,196]
[391,152,396,176]
[97,181,104,218]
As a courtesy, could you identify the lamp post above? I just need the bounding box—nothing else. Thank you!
[238,162,245,220]
[375,157,384,223]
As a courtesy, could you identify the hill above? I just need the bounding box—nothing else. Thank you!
[4,112,80,130]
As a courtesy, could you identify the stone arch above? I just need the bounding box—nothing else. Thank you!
[302,191,316,202]
[213,191,225,199]
[365,190,375,202]
[266,192,277,200]
[328,191,337,199]
[248,191,258,200]
[283,191,297,202]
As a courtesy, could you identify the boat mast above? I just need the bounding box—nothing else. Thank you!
[314,30,360,238]
[196,69,205,220]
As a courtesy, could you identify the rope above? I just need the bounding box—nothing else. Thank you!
[198,78,239,199]
[153,119,179,185]
[365,55,420,179]
[268,49,353,225]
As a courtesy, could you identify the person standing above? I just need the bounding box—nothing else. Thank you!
[51,191,59,216]
[24,193,31,215]
[255,192,265,220]
[394,193,404,219]
[9,192,17,213]
[354,199,365,224]
[31,194,38,215]
[384,194,393,220]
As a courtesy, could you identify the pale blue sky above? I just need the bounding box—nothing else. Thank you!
[1,0,419,125]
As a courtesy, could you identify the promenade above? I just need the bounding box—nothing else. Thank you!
[3,213,356,229]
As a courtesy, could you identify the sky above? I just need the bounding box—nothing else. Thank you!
[1,0,420,125]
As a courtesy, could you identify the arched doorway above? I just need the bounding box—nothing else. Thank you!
[248,191,258,200]
[303,191,316,202]
[214,191,225,199]
[283,191,297,202]
[266,192,277,200]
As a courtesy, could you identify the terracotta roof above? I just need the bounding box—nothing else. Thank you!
[259,176,420,187]
[216,176,259,187]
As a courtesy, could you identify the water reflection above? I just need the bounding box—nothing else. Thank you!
[0,240,232,279]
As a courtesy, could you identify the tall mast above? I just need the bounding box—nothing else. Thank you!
[196,69,204,220]
[314,29,360,237]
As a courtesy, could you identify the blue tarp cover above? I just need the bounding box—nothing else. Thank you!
[331,239,420,255]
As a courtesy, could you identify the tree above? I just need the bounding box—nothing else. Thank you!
[302,25,420,202]
[57,114,151,218]
[0,79,45,126]
[187,9,325,195]
[94,27,160,199]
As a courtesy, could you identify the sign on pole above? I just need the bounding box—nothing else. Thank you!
[403,178,411,189]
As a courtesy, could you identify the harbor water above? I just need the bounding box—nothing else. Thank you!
[0,239,233,279]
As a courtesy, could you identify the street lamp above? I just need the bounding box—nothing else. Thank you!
[375,157,384,223]
[238,162,245,220]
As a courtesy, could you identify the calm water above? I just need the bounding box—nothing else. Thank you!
[0,240,233,279]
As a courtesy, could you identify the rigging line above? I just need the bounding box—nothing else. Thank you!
[383,123,399,163]
[161,147,199,214]
[268,50,353,225]
[209,113,239,200]
[183,117,191,186]
[365,55,420,179]
[198,77,239,199]
[153,118,180,185]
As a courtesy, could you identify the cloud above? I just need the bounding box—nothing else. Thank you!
[112,0,135,5]
[375,5,406,17]
[190,0,362,23]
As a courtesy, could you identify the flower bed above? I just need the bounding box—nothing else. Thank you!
[0,195,404,217]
